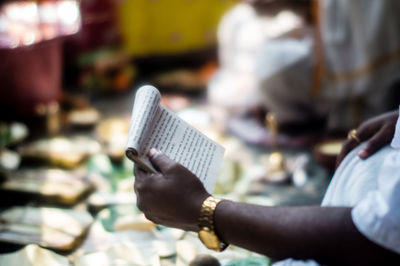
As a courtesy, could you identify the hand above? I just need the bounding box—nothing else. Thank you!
[336,110,399,168]
[134,149,210,232]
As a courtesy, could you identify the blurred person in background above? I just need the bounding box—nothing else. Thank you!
[209,0,400,136]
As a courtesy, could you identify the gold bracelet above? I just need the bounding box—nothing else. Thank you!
[198,196,228,252]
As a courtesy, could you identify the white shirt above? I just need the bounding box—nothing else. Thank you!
[274,108,400,265]
[320,0,400,129]
[323,146,400,255]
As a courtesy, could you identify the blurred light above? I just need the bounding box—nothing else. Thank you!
[57,1,80,25]
[4,5,24,21]
[8,38,18,48]
[277,11,299,30]
[22,31,35,45]
[20,3,39,24]
[0,16,7,32]
[263,10,300,38]
[0,0,81,48]
[39,3,58,23]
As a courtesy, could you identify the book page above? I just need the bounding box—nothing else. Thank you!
[126,85,161,155]
[137,106,224,193]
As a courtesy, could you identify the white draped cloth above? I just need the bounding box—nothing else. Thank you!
[274,107,400,265]
[255,0,400,130]
[318,0,400,129]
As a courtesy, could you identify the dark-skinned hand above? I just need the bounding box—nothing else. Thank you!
[336,109,399,168]
[134,149,210,232]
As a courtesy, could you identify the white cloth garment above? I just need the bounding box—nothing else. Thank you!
[274,108,400,266]
[390,106,400,149]
[323,145,400,255]
[319,0,400,130]
[323,106,400,256]
[253,0,400,130]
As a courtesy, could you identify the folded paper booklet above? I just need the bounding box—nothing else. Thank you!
[125,85,224,193]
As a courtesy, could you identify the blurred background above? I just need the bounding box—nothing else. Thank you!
[0,0,399,265]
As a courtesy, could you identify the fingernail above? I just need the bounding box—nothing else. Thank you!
[148,148,160,158]
[358,149,368,158]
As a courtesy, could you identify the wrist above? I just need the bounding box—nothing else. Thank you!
[197,196,229,252]
[186,193,210,232]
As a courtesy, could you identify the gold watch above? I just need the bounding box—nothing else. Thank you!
[198,196,228,252]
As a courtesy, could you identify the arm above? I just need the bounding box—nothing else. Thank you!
[134,149,399,265]
[214,202,398,265]
[336,109,399,168]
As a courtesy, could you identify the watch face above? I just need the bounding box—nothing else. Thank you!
[199,229,220,251]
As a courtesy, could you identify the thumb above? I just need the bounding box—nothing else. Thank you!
[148,148,174,173]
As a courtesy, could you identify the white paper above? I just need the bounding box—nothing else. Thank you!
[126,85,224,193]
[126,85,161,153]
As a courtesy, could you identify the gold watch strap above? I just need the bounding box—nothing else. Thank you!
[198,196,228,251]
[198,196,221,230]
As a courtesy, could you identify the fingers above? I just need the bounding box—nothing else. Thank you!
[134,164,146,177]
[134,165,148,187]
[336,126,369,168]
[134,164,155,195]
[336,121,395,168]
[358,126,394,159]
[134,170,159,213]
[336,119,381,168]
[354,121,378,141]
[148,148,176,174]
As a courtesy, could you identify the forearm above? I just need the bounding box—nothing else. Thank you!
[214,201,398,265]
[134,150,399,264]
